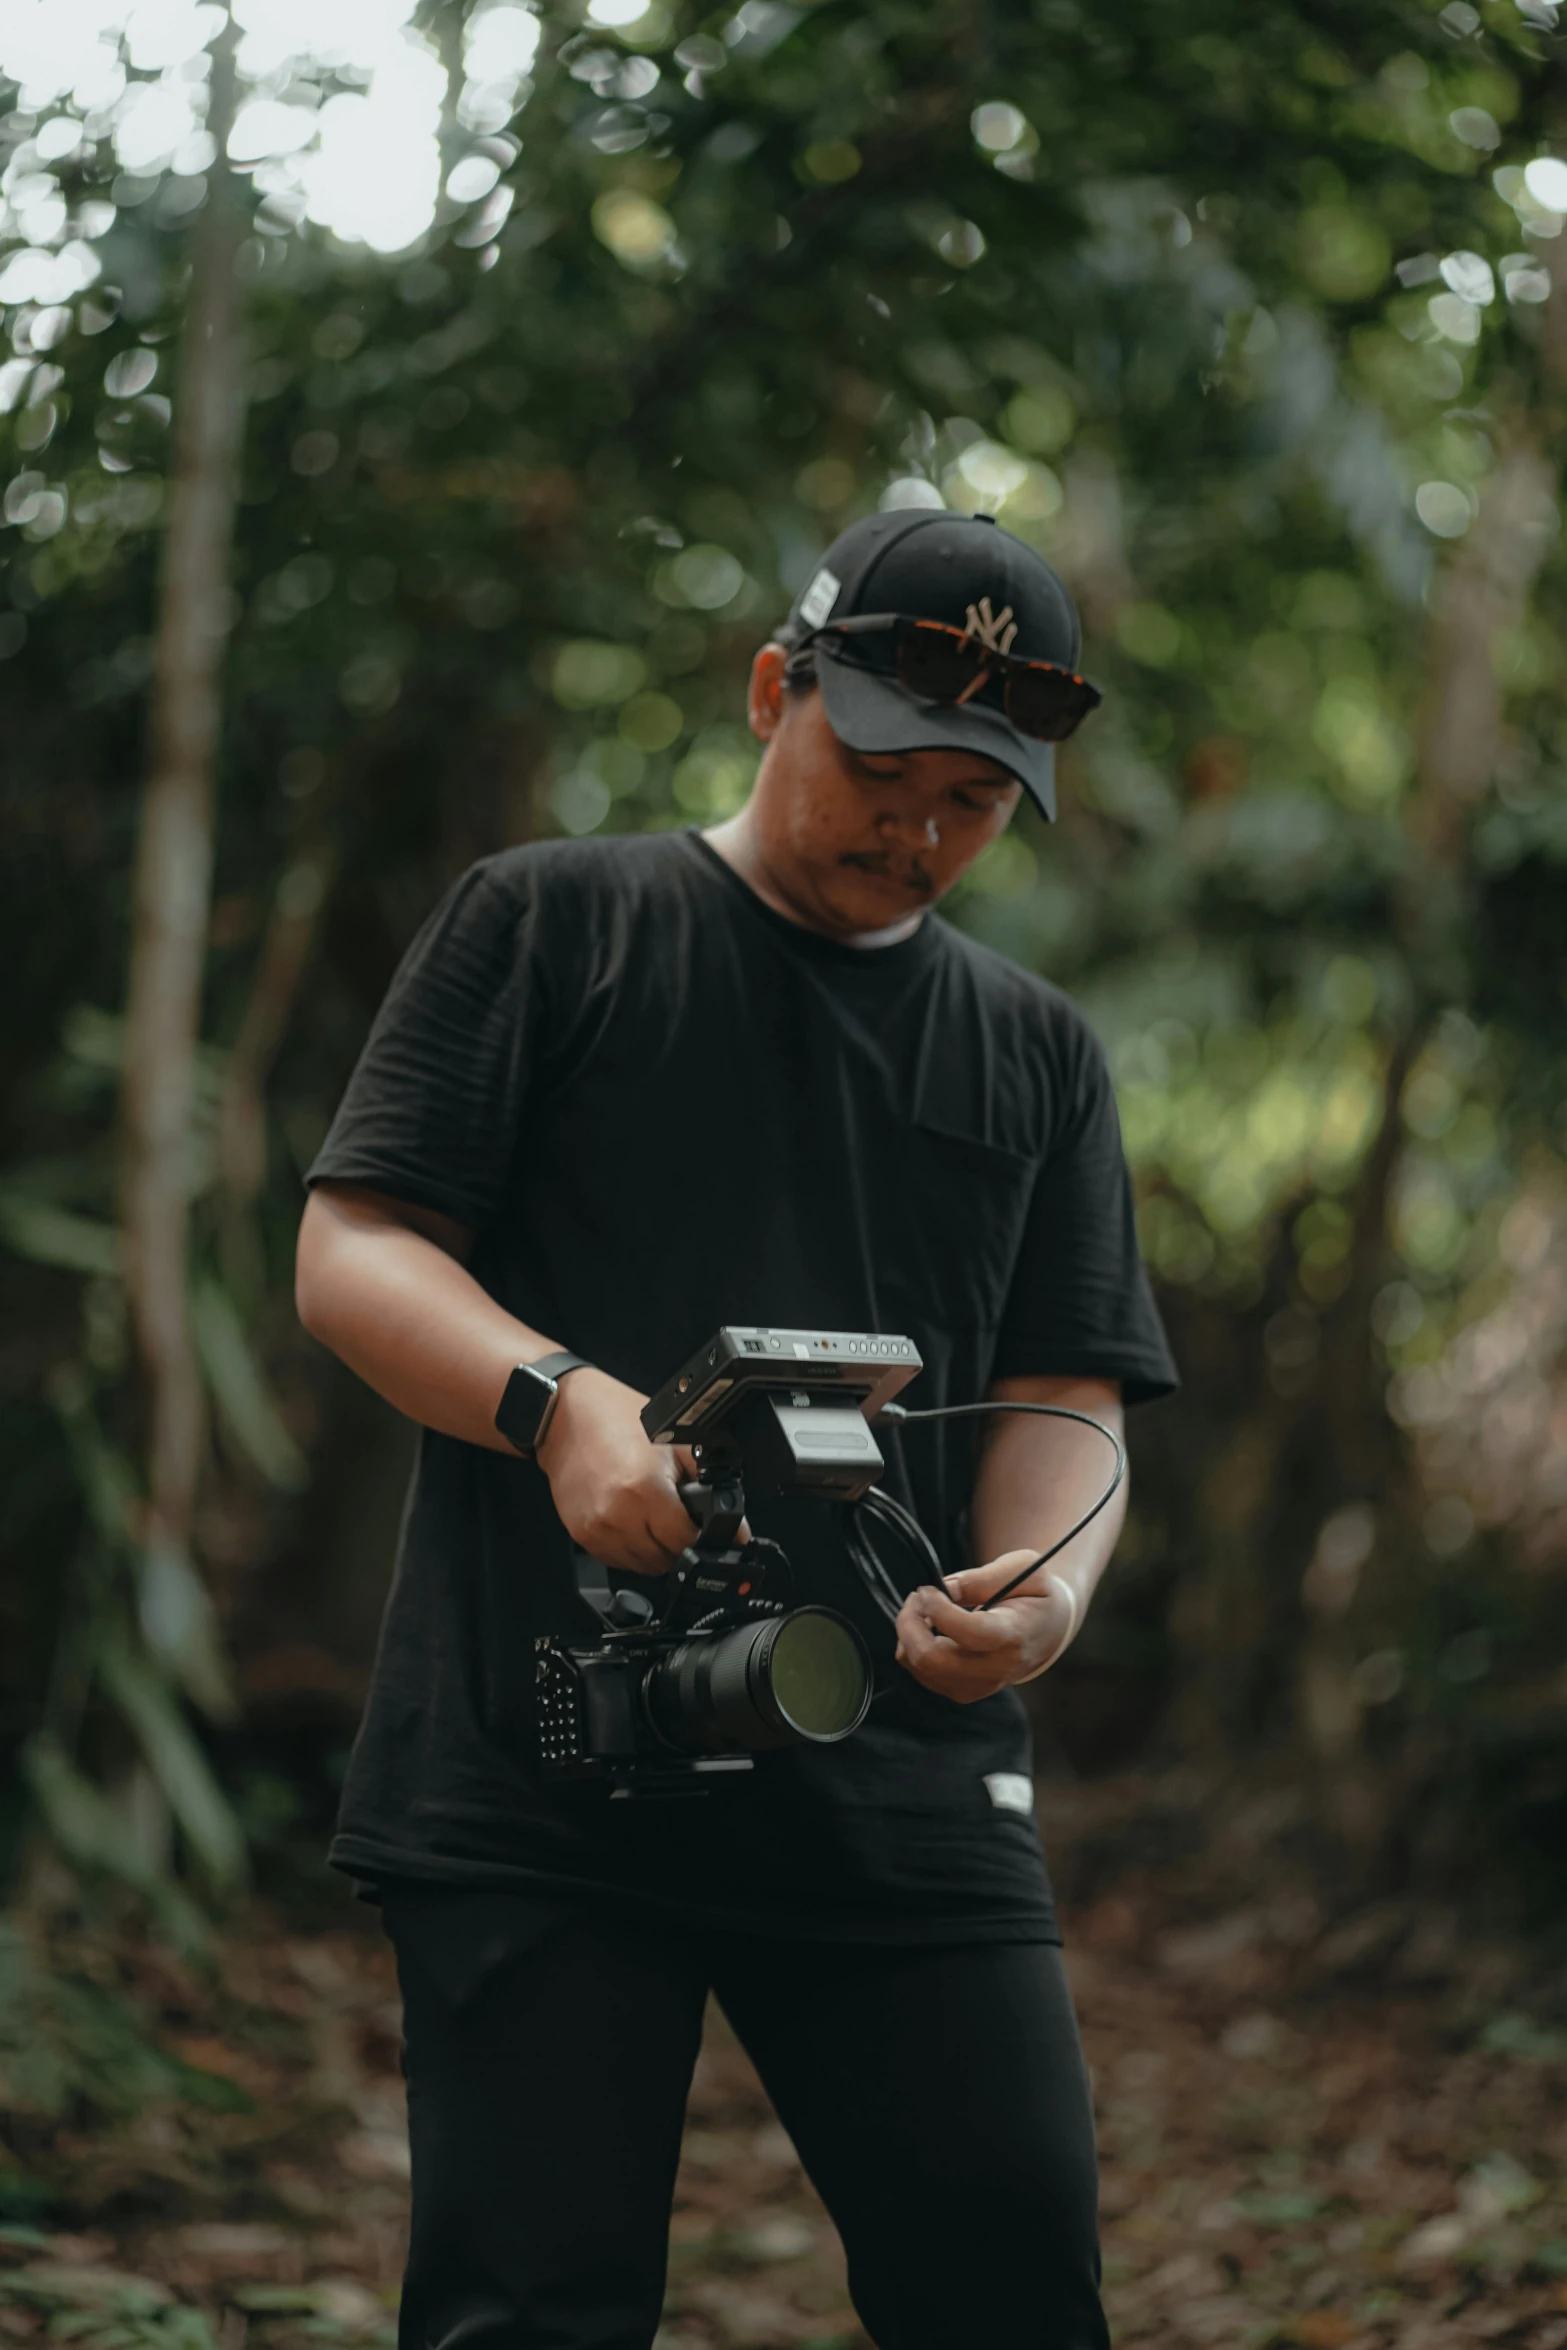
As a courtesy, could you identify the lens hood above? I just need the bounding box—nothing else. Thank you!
[645,1606,872,1754]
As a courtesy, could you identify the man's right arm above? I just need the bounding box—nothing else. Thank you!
[294,1181,698,1575]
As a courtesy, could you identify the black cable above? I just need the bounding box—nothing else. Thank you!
[843,1483,948,1624]
[842,1401,1126,1628]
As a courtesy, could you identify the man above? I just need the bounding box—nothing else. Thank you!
[296,507,1176,2350]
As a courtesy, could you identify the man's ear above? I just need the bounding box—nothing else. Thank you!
[748,642,789,743]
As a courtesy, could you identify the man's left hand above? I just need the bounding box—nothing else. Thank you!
[893,1551,1075,1703]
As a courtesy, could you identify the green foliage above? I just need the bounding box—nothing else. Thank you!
[0,2267,220,2350]
[191,1281,307,1494]
[0,1926,248,2122]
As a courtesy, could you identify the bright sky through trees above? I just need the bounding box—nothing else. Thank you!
[0,0,544,261]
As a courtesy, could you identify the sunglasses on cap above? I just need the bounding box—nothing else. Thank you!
[799,612,1103,743]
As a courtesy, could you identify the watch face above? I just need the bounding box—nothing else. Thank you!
[499,1363,556,1452]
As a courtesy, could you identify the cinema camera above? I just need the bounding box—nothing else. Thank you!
[534,1326,922,1792]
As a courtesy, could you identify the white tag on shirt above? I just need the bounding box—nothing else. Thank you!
[983,1772,1035,1817]
[798,566,841,630]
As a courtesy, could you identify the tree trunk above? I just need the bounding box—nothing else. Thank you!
[1409,431,1557,875]
[1290,422,1559,1865]
[217,845,334,1300]
[119,23,247,1576]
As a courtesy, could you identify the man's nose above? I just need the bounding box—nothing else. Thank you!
[877,808,940,851]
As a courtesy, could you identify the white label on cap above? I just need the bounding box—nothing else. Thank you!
[798,566,841,630]
[984,1772,1035,1816]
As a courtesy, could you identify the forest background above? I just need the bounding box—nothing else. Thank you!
[2,0,1567,1980]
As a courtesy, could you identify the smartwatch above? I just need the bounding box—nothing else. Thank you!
[494,1352,590,1458]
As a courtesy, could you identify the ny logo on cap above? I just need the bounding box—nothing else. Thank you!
[964,596,1018,654]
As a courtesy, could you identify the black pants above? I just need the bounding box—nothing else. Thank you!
[383,1885,1106,2350]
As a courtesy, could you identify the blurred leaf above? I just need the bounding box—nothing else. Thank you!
[191,1278,307,1492]
[1478,2011,1567,2063]
[161,2058,252,2114]
[14,1745,208,1956]
[1234,2191,1327,2227]
[0,1927,252,2130]
[0,1196,118,1277]
[19,1737,141,1881]
[94,1637,247,1892]
[7,2282,221,2350]
[59,1006,229,1115]
[135,1540,237,1724]
[6,2267,170,2314]
[47,1367,139,1549]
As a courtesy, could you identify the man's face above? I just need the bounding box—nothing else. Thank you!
[745,645,1024,938]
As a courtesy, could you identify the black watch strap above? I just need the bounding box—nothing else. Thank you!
[495,1353,590,1457]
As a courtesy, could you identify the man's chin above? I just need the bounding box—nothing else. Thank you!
[824,885,933,938]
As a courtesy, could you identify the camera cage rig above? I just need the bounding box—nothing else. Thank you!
[534,1324,1127,1794]
[533,1329,922,1793]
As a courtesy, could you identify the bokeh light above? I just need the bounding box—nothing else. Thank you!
[1522,154,1567,212]
[0,0,528,255]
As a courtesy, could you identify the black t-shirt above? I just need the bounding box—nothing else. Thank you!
[308,830,1176,1942]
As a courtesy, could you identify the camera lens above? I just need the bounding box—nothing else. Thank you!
[765,1609,869,1739]
[644,1606,871,1753]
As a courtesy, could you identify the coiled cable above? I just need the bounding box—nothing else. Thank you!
[842,1400,1126,1628]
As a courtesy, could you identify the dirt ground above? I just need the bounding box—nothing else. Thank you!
[3,1780,1566,2350]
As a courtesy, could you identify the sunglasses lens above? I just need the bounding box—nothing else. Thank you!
[825,621,1101,742]
[896,629,991,702]
[1005,671,1101,742]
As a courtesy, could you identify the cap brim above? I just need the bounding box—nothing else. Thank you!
[814,646,1056,821]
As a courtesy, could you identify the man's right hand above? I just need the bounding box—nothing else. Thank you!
[534,1366,700,1576]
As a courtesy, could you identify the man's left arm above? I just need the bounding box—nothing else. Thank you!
[894,1374,1126,1703]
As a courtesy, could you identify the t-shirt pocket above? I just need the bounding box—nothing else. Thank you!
[883,1109,1039,1334]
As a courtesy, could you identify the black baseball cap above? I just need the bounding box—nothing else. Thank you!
[776,508,1087,820]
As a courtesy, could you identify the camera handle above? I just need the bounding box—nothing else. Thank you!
[659,1450,794,1632]
[572,1450,745,1625]
[572,1453,788,1640]
[677,1454,746,1550]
